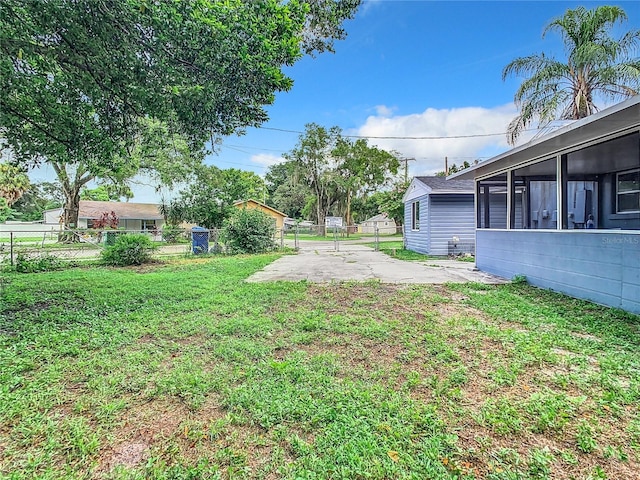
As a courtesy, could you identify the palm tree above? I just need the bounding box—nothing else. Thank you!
[0,163,30,206]
[503,5,640,144]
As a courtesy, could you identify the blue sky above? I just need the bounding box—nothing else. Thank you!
[30,0,640,202]
[213,0,640,182]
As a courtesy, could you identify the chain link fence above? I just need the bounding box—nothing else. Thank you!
[1,223,404,266]
[0,228,192,266]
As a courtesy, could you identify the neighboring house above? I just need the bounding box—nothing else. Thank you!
[233,199,287,230]
[44,201,164,231]
[358,214,397,234]
[402,176,476,256]
[450,95,640,314]
[283,218,314,230]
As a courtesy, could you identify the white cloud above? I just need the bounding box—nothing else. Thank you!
[353,103,525,175]
[250,153,286,167]
[374,105,395,117]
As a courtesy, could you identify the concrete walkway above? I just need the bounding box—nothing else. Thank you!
[247,241,507,284]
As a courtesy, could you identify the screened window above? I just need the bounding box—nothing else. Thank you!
[567,132,639,229]
[512,158,557,229]
[617,169,640,213]
[477,174,507,228]
[411,201,420,231]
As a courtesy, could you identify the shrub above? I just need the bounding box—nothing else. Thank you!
[222,208,276,254]
[162,224,184,244]
[101,233,157,266]
[14,253,67,273]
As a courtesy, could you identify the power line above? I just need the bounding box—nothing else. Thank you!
[222,143,284,153]
[259,126,539,140]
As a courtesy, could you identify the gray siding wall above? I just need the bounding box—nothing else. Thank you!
[477,230,640,314]
[429,195,475,255]
[601,174,640,230]
[404,195,430,254]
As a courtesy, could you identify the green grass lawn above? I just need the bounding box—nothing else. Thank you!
[364,240,448,261]
[1,256,639,479]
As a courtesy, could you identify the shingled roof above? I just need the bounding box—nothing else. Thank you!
[415,176,475,193]
[78,201,163,220]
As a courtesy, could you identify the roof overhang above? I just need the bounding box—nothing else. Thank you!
[428,190,474,195]
[234,199,287,218]
[449,96,640,180]
[402,177,431,203]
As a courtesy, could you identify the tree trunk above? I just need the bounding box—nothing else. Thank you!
[317,209,326,236]
[51,161,93,242]
[63,189,80,228]
[315,188,326,237]
[59,186,81,242]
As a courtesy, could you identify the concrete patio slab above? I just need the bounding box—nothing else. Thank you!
[247,241,507,284]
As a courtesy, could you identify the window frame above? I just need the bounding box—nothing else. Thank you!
[411,200,420,231]
[142,219,157,231]
[616,168,640,214]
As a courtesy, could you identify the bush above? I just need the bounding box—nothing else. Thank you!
[162,224,184,244]
[222,208,276,254]
[101,233,157,266]
[14,253,67,273]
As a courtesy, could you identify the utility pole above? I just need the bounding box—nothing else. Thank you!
[399,157,416,182]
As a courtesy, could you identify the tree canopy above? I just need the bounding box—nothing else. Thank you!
[1,0,360,229]
[9,181,62,222]
[164,166,266,229]
[282,123,399,230]
[503,5,640,144]
[1,0,360,160]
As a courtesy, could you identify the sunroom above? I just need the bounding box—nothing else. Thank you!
[451,96,640,314]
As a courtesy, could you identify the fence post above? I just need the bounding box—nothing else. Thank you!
[10,232,14,266]
[375,226,379,251]
[280,228,284,250]
[295,225,299,251]
[334,226,339,252]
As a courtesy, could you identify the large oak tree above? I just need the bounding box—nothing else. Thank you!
[0,0,360,228]
[284,123,398,232]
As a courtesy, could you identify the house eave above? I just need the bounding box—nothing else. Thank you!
[449,95,640,180]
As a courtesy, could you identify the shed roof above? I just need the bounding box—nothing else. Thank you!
[415,176,475,193]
